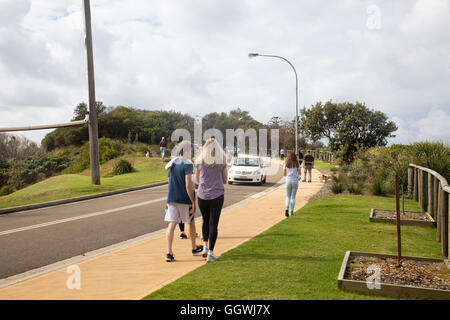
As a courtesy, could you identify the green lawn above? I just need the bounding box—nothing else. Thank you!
[144,195,442,300]
[0,156,167,209]
[314,159,339,171]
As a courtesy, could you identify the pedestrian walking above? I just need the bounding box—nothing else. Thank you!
[159,137,168,160]
[164,140,203,262]
[280,148,285,160]
[195,138,228,262]
[283,152,301,217]
[302,150,314,183]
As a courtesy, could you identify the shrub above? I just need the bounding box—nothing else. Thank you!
[99,137,124,164]
[112,159,134,175]
[7,153,71,190]
[370,178,386,196]
[331,175,345,194]
[0,186,14,196]
[347,182,364,195]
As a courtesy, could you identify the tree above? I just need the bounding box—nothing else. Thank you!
[300,101,397,163]
[72,101,106,121]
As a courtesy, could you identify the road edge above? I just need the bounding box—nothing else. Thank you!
[0,181,168,215]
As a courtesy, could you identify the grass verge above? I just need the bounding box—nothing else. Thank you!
[0,156,167,209]
[314,160,339,171]
[144,195,441,300]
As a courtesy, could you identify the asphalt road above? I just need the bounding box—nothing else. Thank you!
[0,164,283,280]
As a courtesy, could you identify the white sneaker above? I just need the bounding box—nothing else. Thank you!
[202,246,209,258]
[206,252,218,262]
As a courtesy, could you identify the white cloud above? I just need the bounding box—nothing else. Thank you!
[0,0,449,145]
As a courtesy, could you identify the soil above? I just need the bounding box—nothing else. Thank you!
[346,255,450,291]
[373,209,432,221]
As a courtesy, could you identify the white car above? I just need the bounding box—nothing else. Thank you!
[228,155,267,185]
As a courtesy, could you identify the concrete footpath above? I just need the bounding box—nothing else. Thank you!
[0,169,324,300]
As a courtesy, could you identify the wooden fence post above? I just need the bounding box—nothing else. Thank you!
[448,193,450,258]
[420,171,428,212]
[434,178,440,221]
[437,184,442,242]
[428,175,434,218]
[439,186,448,257]
[408,167,414,198]
[414,168,419,201]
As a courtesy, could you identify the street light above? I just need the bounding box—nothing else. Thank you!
[248,52,299,155]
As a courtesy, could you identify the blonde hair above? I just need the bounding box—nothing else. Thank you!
[196,138,226,167]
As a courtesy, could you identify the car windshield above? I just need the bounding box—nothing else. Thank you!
[233,157,260,167]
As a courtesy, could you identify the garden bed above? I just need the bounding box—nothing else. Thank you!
[338,251,450,300]
[370,209,436,227]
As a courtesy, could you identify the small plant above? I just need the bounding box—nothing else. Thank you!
[331,175,345,194]
[347,182,364,195]
[0,186,15,196]
[112,159,134,175]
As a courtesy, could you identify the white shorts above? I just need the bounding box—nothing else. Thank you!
[164,202,191,223]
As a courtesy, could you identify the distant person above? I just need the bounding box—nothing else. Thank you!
[298,150,303,167]
[164,140,203,262]
[283,152,301,217]
[280,149,285,161]
[195,138,228,262]
[159,137,168,160]
[145,151,150,158]
[302,150,314,183]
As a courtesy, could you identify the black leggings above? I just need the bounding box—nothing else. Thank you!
[197,194,224,251]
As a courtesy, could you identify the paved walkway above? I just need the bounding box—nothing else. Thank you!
[0,169,324,300]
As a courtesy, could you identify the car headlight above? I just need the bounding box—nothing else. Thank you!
[254,170,261,175]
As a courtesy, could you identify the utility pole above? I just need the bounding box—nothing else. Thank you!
[83,0,101,185]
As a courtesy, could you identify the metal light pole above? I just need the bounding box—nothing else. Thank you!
[83,0,101,185]
[248,53,299,155]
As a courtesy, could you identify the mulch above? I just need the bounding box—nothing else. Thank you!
[346,255,450,291]
[373,209,432,221]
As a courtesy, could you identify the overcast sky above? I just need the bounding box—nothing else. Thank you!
[0,0,449,145]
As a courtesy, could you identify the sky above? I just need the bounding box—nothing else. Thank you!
[0,0,449,145]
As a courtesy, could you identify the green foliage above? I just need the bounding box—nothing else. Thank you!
[63,138,125,174]
[98,137,124,164]
[409,142,450,182]
[331,175,346,194]
[300,101,397,164]
[370,178,386,196]
[112,159,134,175]
[6,153,71,190]
[0,186,15,196]
[42,105,194,151]
[72,101,106,121]
[345,141,450,197]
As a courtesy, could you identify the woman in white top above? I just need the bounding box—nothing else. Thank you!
[283,152,301,217]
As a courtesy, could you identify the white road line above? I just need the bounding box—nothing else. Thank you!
[0,197,167,237]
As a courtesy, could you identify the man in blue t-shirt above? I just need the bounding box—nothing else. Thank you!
[164,140,203,262]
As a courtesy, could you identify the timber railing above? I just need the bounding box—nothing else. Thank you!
[310,150,334,163]
[408,164,449,257]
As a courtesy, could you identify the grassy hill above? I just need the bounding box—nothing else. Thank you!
[0,155,167,209]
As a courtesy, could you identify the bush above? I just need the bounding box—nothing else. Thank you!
[99,137,124,164]
[0,186,15,196]
[7,153,71,190]
[331,175,345,194]
[112,159,134,175]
